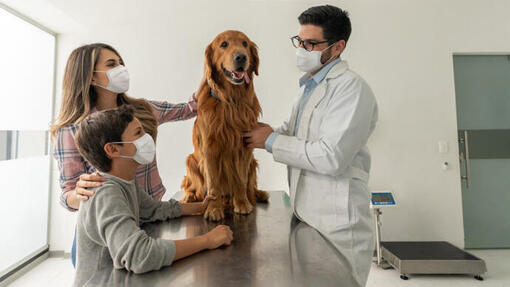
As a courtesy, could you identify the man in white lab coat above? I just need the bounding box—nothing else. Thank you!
[244,5,378,286]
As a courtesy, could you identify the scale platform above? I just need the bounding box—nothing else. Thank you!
[381,241,487,280]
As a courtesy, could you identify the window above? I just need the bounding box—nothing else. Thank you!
[0,5,55,280]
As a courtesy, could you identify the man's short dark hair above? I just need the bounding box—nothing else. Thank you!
[298,5,352,44]
[75,105,134,172]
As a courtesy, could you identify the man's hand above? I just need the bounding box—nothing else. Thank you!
[243,122,273,149]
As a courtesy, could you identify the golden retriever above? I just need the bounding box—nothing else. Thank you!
[181,30,269,221]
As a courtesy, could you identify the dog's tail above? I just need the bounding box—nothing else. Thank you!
[181,153,205,202]
[255,189,269,202]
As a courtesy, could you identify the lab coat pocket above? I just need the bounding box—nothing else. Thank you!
[299,173,338,231]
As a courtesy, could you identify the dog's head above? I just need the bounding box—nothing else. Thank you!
[205,30,259,92]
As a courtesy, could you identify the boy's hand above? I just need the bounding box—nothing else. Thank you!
[200,195,217,214]
[180,194,217,216]
[204,225,233,249]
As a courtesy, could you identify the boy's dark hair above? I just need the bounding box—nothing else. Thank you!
[75,105,134,172]
[298,5,352,44]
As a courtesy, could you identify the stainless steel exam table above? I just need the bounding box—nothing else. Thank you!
[84,191,358,287]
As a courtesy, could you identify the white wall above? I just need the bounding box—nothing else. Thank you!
[3,0,510,252]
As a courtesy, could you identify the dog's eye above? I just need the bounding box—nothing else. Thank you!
[242,41,248,47]
[220,41,228,48]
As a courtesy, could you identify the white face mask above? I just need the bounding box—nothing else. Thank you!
[295,42,337,73]
[94,65,130,93]
[112,133,155,165]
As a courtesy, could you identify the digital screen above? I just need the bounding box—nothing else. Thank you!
[371,193,395,205]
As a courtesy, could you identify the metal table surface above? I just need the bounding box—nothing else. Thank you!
[85,191,357,287]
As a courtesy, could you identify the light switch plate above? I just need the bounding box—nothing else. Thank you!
[438,141,449,153]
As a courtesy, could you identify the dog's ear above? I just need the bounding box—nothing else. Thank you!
[249,41,259,76]
[204,43,219,93]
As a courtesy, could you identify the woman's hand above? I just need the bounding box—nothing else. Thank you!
[66,172,106,210]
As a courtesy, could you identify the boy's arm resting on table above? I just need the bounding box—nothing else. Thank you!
[138,185,209,223]
[137,185,182,224]
[173,236,209,261]
[136,187,232,261]
[85,184,177,274]
[175,224,233,260]
[86,184,228,272]
[179,202,206,215]
[179,194,217,215]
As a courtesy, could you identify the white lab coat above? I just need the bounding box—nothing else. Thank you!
[272,60,378,287]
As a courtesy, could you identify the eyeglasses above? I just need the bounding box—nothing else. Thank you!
[290,36,329,52]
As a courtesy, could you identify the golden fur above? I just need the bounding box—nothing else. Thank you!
[181,30,269,221]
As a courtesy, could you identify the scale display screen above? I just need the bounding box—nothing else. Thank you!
[371,192,395,206]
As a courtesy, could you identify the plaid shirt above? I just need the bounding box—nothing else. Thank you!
[53,95,197,211]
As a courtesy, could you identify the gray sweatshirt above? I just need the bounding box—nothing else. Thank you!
[73,172,182,287]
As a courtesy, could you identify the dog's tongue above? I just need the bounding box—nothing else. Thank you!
[243,72,250,84]
[233,70,250,84]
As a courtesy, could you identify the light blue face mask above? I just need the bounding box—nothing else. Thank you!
[111,133,155,165]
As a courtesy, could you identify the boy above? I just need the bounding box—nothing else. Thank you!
[73,105,233,286]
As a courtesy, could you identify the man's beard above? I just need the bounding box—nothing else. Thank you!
[320,49,334,65]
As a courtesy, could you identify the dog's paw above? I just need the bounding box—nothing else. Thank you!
[204,205,224,221]
[181,192,197,203]
[234,201,253,215]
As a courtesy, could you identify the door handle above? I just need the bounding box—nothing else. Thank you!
[462,130,471,189]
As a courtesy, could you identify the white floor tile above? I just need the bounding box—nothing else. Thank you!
[6,250,510,287]
[7,257,74,287]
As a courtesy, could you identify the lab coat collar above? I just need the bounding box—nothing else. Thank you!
[299,58,347,86]
[295,60,350,136]
[325,60,349,80]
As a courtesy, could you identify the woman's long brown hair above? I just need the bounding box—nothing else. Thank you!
[50,43,158,140]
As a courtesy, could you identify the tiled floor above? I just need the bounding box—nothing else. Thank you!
[6,257,74,287]
[5,250,510,287]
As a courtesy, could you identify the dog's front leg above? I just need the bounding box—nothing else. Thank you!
[202,156,225,221]
[233,161,254,215]
[233,192,253,215]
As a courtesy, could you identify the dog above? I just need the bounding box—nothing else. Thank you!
[181,30,269,221]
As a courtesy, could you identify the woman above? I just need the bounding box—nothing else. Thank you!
[51,43,202,266]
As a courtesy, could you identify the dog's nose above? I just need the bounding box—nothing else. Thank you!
[234,53,247,65]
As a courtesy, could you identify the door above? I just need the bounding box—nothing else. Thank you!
[454,55,510,248]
